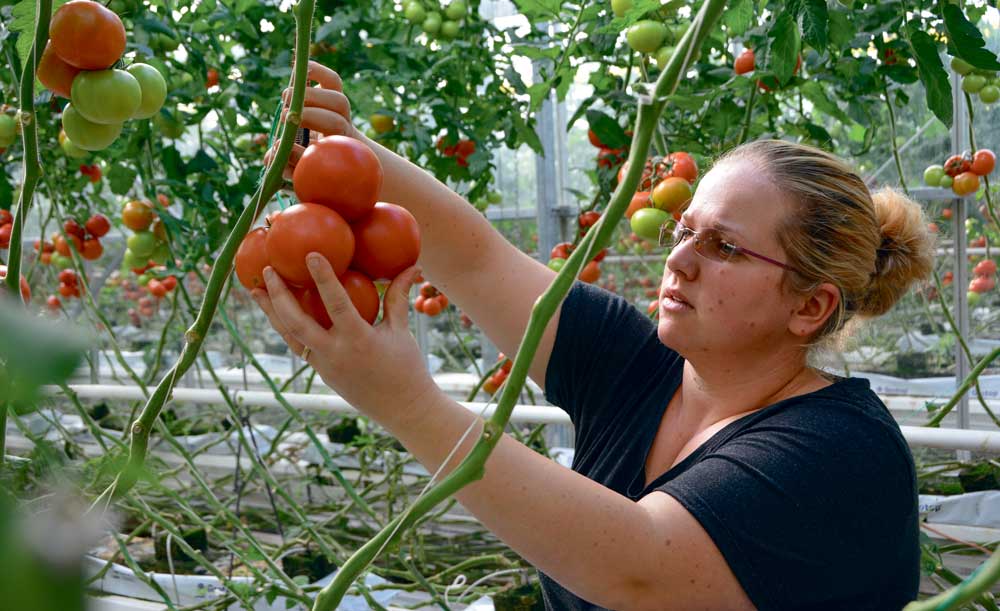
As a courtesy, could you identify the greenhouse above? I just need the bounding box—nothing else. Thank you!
[3,0,1000,609]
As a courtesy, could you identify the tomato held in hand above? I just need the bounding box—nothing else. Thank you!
[293,135,383,222]
[293,270,380,328]
[49,0,126,70]
[266,203,355,287]
[0,265,31,304]
[235,227,271,290]
[350,203,421,280]
[972,149,996,176]
[37,42,81,98]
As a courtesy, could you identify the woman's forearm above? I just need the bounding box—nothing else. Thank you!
[380,392,659,610]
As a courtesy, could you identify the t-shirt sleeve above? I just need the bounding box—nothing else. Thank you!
[543,282,679,428]
[655,402,918,610]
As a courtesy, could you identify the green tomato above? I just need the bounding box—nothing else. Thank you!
[127,63,168,120]
[153,109,185,139]
[404,2,426,23]
[136,273,151,286]
[422,12,442,34]
[234,133,254,151]
[611,0,633,18]
[62,104,123,151]
[655,46,674,70]
[59,131,89,159]
[487,190,502,204]
[127,231,157,258]
[151,242,171,265]
[547,258,566,272]
[626,20,668,54]
[0,115,15,148]
[123,248,145,269]
[51,253,73,270]
[968,291,981,307]
[444,0,466,20]
[951,57,974,75]
[71,69,142,125]
[962,74,987,94]
[440,20,460,39]
[630,207,670,242]
[980,85,1000,104]
[939,174,954,189]
[923,164,945,187]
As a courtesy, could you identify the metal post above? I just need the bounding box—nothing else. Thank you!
[534,50,562,264]
[951,67,971,461]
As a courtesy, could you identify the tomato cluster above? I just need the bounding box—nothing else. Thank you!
[951,57,1000,105]
[414,282,449,317]
[79,163,102,183]
[402,0,467,42]
[237,136,420,328]
[923,149,995,196]
[546,241,605,284]
[482,353,513,395]
[620,2,690,72]
[623,152,697,243]
[436,136,476,167]
[119,200,172,278]
[42,0,167,152]
[969,259,997,301]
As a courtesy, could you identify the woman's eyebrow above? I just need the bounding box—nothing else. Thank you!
[679,213,745,239]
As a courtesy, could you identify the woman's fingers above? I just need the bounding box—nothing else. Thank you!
[306,254,368,335]
[261,267,326,349]
[383,266,422,331]
[252,289,307,356]
[263,143,305,181]
[306,60,343,91]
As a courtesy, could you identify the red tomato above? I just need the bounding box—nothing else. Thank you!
[974,259,997,276]
[952,171,980,196]
[81,237,103,260]
[942,207,953,220]
[266,204,355,287]
[651,176,693,213]
[597,147,625,168]
[0,209,11,226]
[421,296,443,316]
[970,275,995,293]
[579,211,601,229]
[235,227,271,290]
[666,152,698,183]
[945,154,972,177]
[121,200,154,231]
[64,218,85,238]
[592,247,607,262]
[161,275,178,291]
[579,260,600,283]
[626,191,652,220]
[0,223,11,248]
[85,213,110,237]
[943,271,953,286]
[0,265,31,304]
[350,203,421,280]
[972,149,996,176]
[37,42,81,98]
[49,0,125,69]
[413,295,426,313]
[147,279,167,298]
[340,270,381,324]
[550,242,573,259]
[734,49,755,75]
[455,139,476,158]
[54,233,83,256]
[206,68,219,89]
[587,129,604,148]
[293,135,383,222]
[47,295,62,310]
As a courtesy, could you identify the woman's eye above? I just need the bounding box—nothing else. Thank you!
[719,241,738,256]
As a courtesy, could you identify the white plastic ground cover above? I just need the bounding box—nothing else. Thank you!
[855,371,1000,400]
[920,491,1000,529]
[83,555,399,610]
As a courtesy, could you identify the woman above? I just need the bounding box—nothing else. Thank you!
[256,61,934,610]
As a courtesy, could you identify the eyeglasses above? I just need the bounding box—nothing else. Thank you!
[659,222,800,273]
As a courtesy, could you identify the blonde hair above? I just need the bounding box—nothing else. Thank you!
[714,139,935,349]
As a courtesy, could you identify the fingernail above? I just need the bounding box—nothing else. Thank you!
[264,267,275,280]
[307,254,322,269]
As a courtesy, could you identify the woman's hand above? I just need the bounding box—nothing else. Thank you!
[263,60,365,181]
[251,253,439,427]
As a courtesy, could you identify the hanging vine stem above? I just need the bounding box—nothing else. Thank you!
[309,2,727,608]
[88,0,317,512]
[1,0,52,468]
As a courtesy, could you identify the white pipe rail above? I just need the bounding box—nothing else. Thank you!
[41,384,1000,451]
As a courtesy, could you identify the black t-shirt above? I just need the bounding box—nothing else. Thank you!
[539,282,920,611]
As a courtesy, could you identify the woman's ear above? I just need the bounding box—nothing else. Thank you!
[789,282,840,338]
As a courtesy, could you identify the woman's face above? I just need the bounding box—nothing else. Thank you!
[657,159,804,360]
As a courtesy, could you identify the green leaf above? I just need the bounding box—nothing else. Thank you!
[721,0,754,36]
[768,11,801,84]
[513,0,563,21]
[827,9,854,49]
[942,4,1000,71]
[800,81,851,125]
[186,150,219,173]
[528,81,551,111]
[799,0,828,51]
[107,165,138,196]
[586,110,628,149]
[908,29,952,127]
[159,147,185,181]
